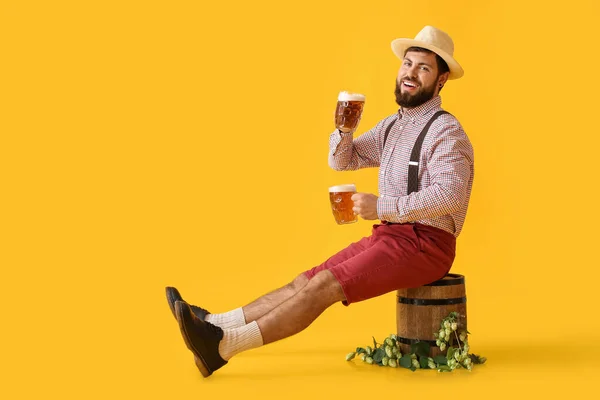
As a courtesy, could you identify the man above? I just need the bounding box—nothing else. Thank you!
[166,25,474,378]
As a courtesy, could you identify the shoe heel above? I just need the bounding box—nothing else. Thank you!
[194,356,212,378]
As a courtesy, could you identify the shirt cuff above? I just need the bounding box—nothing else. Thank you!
[377,196,399,221]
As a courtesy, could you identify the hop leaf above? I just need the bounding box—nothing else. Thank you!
[433,355,447,365]
[372,348,386,363]
[399,355,412,369]
[469,354,487,364]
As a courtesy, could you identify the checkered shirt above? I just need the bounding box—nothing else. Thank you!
[329,96,474,237]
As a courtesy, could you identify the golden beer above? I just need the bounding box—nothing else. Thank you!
[329,184,357,225]
[335,92,365,133]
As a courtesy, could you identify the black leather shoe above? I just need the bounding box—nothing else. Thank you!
[174,301,228,377]
[165,287,210,321]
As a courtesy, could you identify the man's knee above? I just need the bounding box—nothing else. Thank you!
[304,270,345,302]
[289,273,310,292]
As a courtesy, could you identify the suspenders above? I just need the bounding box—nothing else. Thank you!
[383,111,450,195]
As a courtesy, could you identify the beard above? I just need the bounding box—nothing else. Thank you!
[394,78,437,108]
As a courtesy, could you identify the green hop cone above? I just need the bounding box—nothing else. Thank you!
[389,334,397,341]
[444,321,451,329]
[346,352,356,361]
[388,358,398,368]
[445,328,452,336]
[463,343,470,353]
[360,354,366,361]
[428,360,436,369]
[385,346,393,358]
[440,342,447,352]
[454,351,461,361]
[365,356,374,364]
[436,339,441,347]
[439,328,446,338]
[411,359,420,369]
[459,331,467,342]
[410,353,417,360]
[366,346,373,356]
[451,322,458,331]
[392,346,400,357]
[385,338,394,347]
[382,356,389,366]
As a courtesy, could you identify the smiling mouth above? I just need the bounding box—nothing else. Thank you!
[402,80,419,90]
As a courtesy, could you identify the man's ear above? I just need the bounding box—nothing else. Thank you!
[438,72,450,88]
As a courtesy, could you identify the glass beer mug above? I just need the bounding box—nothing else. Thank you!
[335,91,365,133]
[329,184,357,225]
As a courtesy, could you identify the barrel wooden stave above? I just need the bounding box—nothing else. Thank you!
[396,274,467,357]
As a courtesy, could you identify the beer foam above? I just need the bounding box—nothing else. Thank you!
[329,184,356,192]
[337,91,365,102]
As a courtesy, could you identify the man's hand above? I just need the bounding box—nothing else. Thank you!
[351,193,379,220]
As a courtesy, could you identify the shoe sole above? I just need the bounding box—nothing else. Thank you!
[175,303,213,378]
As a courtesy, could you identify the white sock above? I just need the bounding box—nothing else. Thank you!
[218,321,264,360]
[205,308,246,330]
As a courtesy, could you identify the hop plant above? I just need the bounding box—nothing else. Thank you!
[346,313,485,372]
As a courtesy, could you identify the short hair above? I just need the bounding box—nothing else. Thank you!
[404,46,450,76]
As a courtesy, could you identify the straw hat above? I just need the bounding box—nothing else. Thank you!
[391,26,464,79]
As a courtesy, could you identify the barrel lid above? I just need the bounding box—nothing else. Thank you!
[424,273,464,286]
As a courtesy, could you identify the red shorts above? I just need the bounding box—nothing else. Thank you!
[303,223,456,305]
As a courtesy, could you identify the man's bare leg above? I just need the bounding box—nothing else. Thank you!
[256,270,345,344]
[241,273,310,323]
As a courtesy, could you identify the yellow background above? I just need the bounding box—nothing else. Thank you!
[1,0,599,398]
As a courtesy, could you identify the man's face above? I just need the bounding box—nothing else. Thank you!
[395,51,444,108]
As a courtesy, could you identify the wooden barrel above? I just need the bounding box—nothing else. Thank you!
[396,273,467,357]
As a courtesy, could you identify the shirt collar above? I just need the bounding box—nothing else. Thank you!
[398,96,442,122]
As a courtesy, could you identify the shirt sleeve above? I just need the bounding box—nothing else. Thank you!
[376,123,474,223]
[328,119,386,171]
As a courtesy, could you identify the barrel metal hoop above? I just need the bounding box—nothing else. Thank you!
[424,273,465,286]
[397,296,466,306]
[396,336,438,347]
